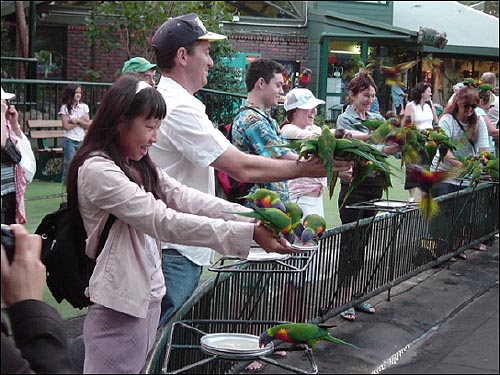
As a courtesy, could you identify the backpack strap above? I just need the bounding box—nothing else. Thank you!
[96,214,116,260]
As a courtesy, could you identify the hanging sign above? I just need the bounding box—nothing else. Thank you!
[418,27,448,49]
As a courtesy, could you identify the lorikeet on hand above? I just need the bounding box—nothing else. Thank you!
[242,188,286,212]
[230,207,291,239]
[259,323,358,350]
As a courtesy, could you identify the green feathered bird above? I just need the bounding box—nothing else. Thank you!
[242,188,286,212]
[283,201,304,242]
[300,214,327,243]
[229,207,291,239]
[259,323,358,350]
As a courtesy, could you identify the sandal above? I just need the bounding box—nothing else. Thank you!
[340,307,356,321]
[470,243,487,251]
[354,302,375,314]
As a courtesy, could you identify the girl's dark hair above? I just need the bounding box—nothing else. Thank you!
[62,83,81,116]
[443,86,479,130]
[66,75,167,219]
[410,82,432,103]
[245,58,285,93]
[348,73,377,95]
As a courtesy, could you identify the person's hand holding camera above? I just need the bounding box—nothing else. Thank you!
[1,225,45,308]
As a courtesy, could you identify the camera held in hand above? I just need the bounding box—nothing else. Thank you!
[1,224,15,264]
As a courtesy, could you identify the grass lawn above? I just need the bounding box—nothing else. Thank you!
[24,156,408,320]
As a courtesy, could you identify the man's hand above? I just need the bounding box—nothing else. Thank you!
[1,225,45,307]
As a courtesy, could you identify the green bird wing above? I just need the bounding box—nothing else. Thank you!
[284,201,304,227]
[282,323,322,342]
[317,126,338,199]
[225,208,291,237]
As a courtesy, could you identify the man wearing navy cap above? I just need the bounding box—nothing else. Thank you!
[149,13,351,327]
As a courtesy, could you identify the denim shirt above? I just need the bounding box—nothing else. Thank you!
[336,105,385,153]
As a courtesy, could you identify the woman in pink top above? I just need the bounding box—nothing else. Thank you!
[65,75,294,374]
[280,88,327,217]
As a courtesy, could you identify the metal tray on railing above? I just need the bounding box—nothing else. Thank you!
[345,198,418,213]
[208,242,319,274]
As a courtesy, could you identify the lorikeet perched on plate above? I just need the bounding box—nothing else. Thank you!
[259,323,358,350]
[300,214,327,243]
[283,201,304,241]
[242,188,286,212]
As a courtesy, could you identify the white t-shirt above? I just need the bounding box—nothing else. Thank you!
[431,113,489,185]
[410,101,434,131]
[149,76,231,266]
[59,102,89,142]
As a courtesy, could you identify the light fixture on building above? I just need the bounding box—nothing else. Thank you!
[329,49,361,55]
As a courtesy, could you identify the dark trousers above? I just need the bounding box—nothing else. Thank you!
[337,180,383,286]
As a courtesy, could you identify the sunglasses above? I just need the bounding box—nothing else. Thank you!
[462,104,477,109]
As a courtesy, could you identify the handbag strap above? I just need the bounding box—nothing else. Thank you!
[96,214,116,260]
[451,114,475,150]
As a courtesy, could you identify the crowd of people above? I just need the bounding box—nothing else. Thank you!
[1,11,498,374]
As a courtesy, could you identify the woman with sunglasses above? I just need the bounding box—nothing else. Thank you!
[431,86,490,197]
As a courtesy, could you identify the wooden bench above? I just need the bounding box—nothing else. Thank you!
[27,119,65,153]
[27,119,64,182]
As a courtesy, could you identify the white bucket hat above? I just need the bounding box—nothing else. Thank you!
[284,88,325,111]
[1,87,15,100]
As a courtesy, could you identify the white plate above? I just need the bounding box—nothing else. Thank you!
[373,200,407,208]
[201,341,274,358]
[290,239,319,252]
[247,248,289,262]
[200,333,269,353]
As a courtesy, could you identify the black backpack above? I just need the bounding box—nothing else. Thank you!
[35,203,116,309]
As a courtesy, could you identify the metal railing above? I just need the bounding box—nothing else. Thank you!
[1,79,249,132]
[0,79,112,132]
[143,183,499,374]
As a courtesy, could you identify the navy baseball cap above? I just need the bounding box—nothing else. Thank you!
[152,13,226,57]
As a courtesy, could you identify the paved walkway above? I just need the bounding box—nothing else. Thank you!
[243,236,499,374]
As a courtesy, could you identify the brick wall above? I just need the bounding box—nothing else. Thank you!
[66,25,128,83]
[228,34,309,70]
[65,26,309,83]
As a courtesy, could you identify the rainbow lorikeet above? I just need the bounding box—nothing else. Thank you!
[406,165,460,221]
[229,207,291,239]
[283,201,304,242]
[423,127,457,168]
[380,60,418,86]
[300,214,327,243]
[242,188,286,212]
[259,323,358,350]
[480,151,499,181]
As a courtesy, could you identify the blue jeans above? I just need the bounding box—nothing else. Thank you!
[62,137,82,185]
[158,249,202,327]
